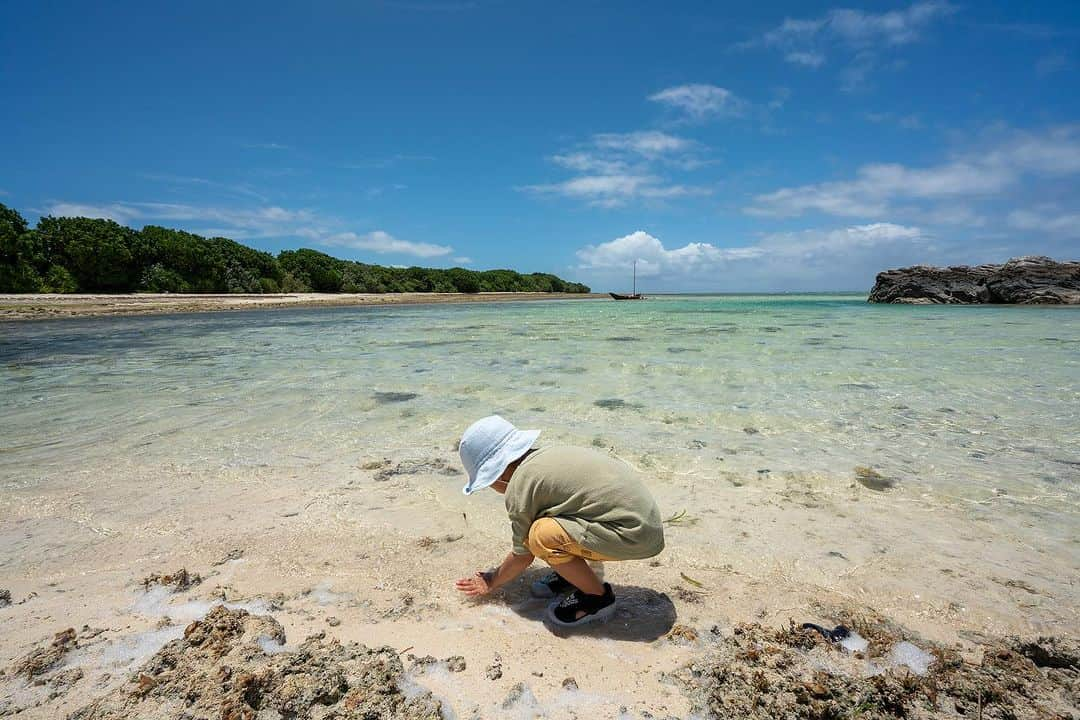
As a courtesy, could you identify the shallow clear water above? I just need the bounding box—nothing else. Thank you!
[2,295,1078,531]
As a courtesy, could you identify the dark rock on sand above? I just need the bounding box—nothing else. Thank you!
[446,656,467,673]
[373,391,420,404]
[485,654,503,680]
[141,568,202,592]
[9,628,77,679]
[1012,636,1080,670]
[0,589,10,608]
[672,618,1078,719]
[594,398,643,410]
[855,466,896,491]
[212,549,244,566]
[70,605,441,720]
[868,256,1080,304]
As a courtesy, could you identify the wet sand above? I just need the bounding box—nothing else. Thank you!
[1,449,1076,718]
[0,291,606,321]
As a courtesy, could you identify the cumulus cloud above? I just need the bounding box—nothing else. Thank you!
[648,84,748,121]
[576,224,933,291]
[316,230,452,258]
[523,130,710,208]
[746,126,1080,220]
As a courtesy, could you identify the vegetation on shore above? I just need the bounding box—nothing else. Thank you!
[0,203,589,295]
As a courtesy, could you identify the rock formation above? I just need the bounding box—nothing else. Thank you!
[70,606,442,720]
[868,256,1080,304]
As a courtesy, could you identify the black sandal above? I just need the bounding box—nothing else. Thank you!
[531,571,574,598]
[546,582,616,627]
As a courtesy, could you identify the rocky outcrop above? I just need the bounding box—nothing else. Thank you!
[868,256,1080,304]
[670,617,1079,719]
[70,606,442,720]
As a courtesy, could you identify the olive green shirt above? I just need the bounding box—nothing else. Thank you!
[505,445,665,560]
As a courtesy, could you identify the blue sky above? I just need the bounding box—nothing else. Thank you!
[2,1,1078,291]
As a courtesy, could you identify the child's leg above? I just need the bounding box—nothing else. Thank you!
[549,556,604,595]
[527,518,613,596]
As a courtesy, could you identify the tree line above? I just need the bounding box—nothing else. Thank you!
[0,203,590,295]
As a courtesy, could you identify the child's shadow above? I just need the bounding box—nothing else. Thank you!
[503,568,677,641]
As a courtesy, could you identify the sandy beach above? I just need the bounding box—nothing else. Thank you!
[1,446,1076,718]
[1,296,1076,718]
[0,292,606,321]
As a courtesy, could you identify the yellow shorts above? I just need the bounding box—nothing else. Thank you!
[526,517,618,566]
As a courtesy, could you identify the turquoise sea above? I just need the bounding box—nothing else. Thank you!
[2,294,1078,545]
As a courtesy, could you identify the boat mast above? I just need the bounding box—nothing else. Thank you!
[633,261,636,296]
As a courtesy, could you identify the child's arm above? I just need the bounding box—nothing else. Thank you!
[455,551,534,596]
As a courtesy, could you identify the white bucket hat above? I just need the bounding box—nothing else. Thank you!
[459,415,540,495]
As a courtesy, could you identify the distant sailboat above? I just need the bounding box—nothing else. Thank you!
[609,261,644,300]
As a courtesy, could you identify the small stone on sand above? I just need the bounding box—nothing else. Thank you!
[855,466,896,491]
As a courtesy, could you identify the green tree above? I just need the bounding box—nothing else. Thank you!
[36,216,141,291]
[0,201,591,295]
[0,205,46,291]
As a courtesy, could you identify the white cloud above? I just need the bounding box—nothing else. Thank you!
[593,131,693,157]
[316,230,452,258]
[1036,52,1068,76]
[46,202,142,225]
[43,200,451,258]
[453,256,474,265]
[648,84,747,121]
[759,2,954,51]
[576,224,932,291]
[522,174,709,208]
[864,112,923,129]
[741,2,954,88]
[746,126,1080,219]
[243,142,290,150]
[139,173,269,203]
[525,130,710,207]
[785,51,826,67]
[1007,208,1080,238]
[45,201,318,237]
[551,152,629,174]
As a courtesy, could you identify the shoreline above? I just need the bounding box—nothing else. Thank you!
[0,291,607,321]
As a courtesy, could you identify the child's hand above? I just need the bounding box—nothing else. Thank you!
[455,571,492,596]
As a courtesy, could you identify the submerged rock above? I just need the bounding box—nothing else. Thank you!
[373,391,420,404]
[868,256,1080,304]
[69,605,441,720]
[855,466,896,491]
[373,458,461,481]
[594,398,643,410]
